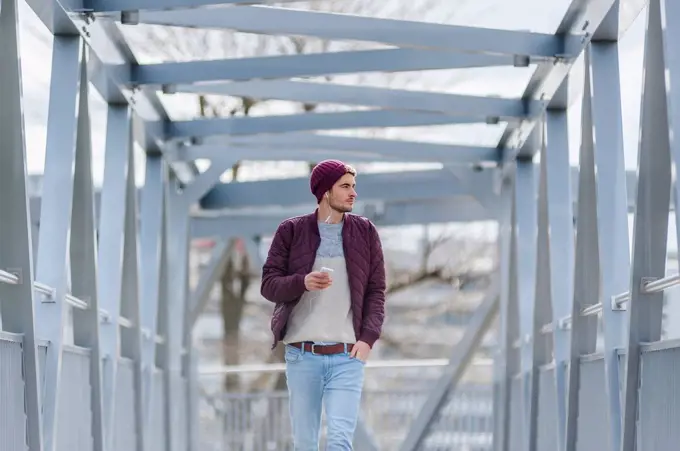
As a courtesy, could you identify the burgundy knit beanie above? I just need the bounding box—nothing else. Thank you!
[310,159,349,203]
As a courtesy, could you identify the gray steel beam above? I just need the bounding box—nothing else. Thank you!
[24,0,80,35]
[149,147,231,451]
[188,239,232,328]
[199,132,502,163]
[33,35,83,451]
[166,110,491,139]
[199,168,497,210]
[0,0,44,449]
[88,0,325,12]
[494,174,518,451]
[156,199,172,450]
[543,109,574,450]
[399,282,499,451]
[165,179,192,451]
[118,133,146,451]
[197,164,646,211]
[589,37,630,451]
[529,120,552,448]
[165,80,532,120]
[564,46,604,451]
[69,46,106,451]
[130,49,517,86]
[97,104,133,450]
[190,198,495,239]
[138,155,166,428]
[22,0,197,182]
[662,0,680,292]
[620,2,672,450]
[499,0,645,162]
[513,160,538,451]
[25,165,646,222]
[180,159,239,207]
[173,143,499,166]
[132,6,574,58]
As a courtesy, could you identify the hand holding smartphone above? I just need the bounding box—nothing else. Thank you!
[304,267,334,291]
[320,267,334,285]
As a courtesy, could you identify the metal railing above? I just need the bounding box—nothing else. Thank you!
[0,268,163,343]
[0,269,20,285]
[199,387,494,451]
[199,356,494,376]
[538,274,680,336]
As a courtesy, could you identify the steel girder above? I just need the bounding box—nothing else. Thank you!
[163,80,533,119]
[107,4,574,60]
[3,0,666,450]
[192,165,642,213]
[0,1,45,450]
[491,4,680,451]
[21,0,645,172]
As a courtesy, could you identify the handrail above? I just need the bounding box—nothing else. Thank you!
[118,316,134,329]
[34,281,56,298]
[539,273,680,335]
[2,270,172,343]
[199,357,495,376]
[65,293,88,310]
[642,274,680,294]
[0,269,19,285]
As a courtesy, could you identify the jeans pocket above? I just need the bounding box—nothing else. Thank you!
[350,355,366,366]
[284,345,303,364]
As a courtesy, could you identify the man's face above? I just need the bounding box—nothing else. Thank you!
[328,173,357,213]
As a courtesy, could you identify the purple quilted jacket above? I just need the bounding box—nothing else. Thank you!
[261,211,386,349]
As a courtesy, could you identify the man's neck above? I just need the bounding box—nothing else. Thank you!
[317,205,344,224]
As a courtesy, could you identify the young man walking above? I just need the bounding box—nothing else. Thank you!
[260,159,386,450]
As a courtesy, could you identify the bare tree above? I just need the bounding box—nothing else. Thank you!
[218,240,251,390]
[378,225,496,359]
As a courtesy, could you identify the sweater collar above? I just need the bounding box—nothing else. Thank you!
[305,209,354,238]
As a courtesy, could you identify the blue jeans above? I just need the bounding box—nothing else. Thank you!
[284,344,365,450]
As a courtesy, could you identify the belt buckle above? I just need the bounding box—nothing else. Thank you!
[310,343,319,355]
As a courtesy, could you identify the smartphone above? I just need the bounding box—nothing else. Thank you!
[320,267,334,274]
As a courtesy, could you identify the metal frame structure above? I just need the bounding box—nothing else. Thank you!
[7,0,680,450]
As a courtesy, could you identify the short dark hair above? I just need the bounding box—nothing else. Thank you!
[344,164,357,176]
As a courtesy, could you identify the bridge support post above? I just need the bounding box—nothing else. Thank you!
[620,1,676,450]
[70,44,106,451]
[138,154,168,447]
[0,0,44,449]
[493,174,517,451]
[33,34,85,451]
[98,103,135,450]
[542,108,575,451]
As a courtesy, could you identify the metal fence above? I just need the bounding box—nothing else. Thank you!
[0,335,168,451]
[198,386,494,451]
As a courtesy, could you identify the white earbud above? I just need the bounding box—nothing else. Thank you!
[324,192,331,223]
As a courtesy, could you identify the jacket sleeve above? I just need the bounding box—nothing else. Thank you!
[359,222,386,348]
[260,221,307,303]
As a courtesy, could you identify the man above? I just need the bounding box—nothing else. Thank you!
[260,159,386,450]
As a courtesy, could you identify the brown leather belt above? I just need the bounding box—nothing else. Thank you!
[288,342,354,355]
